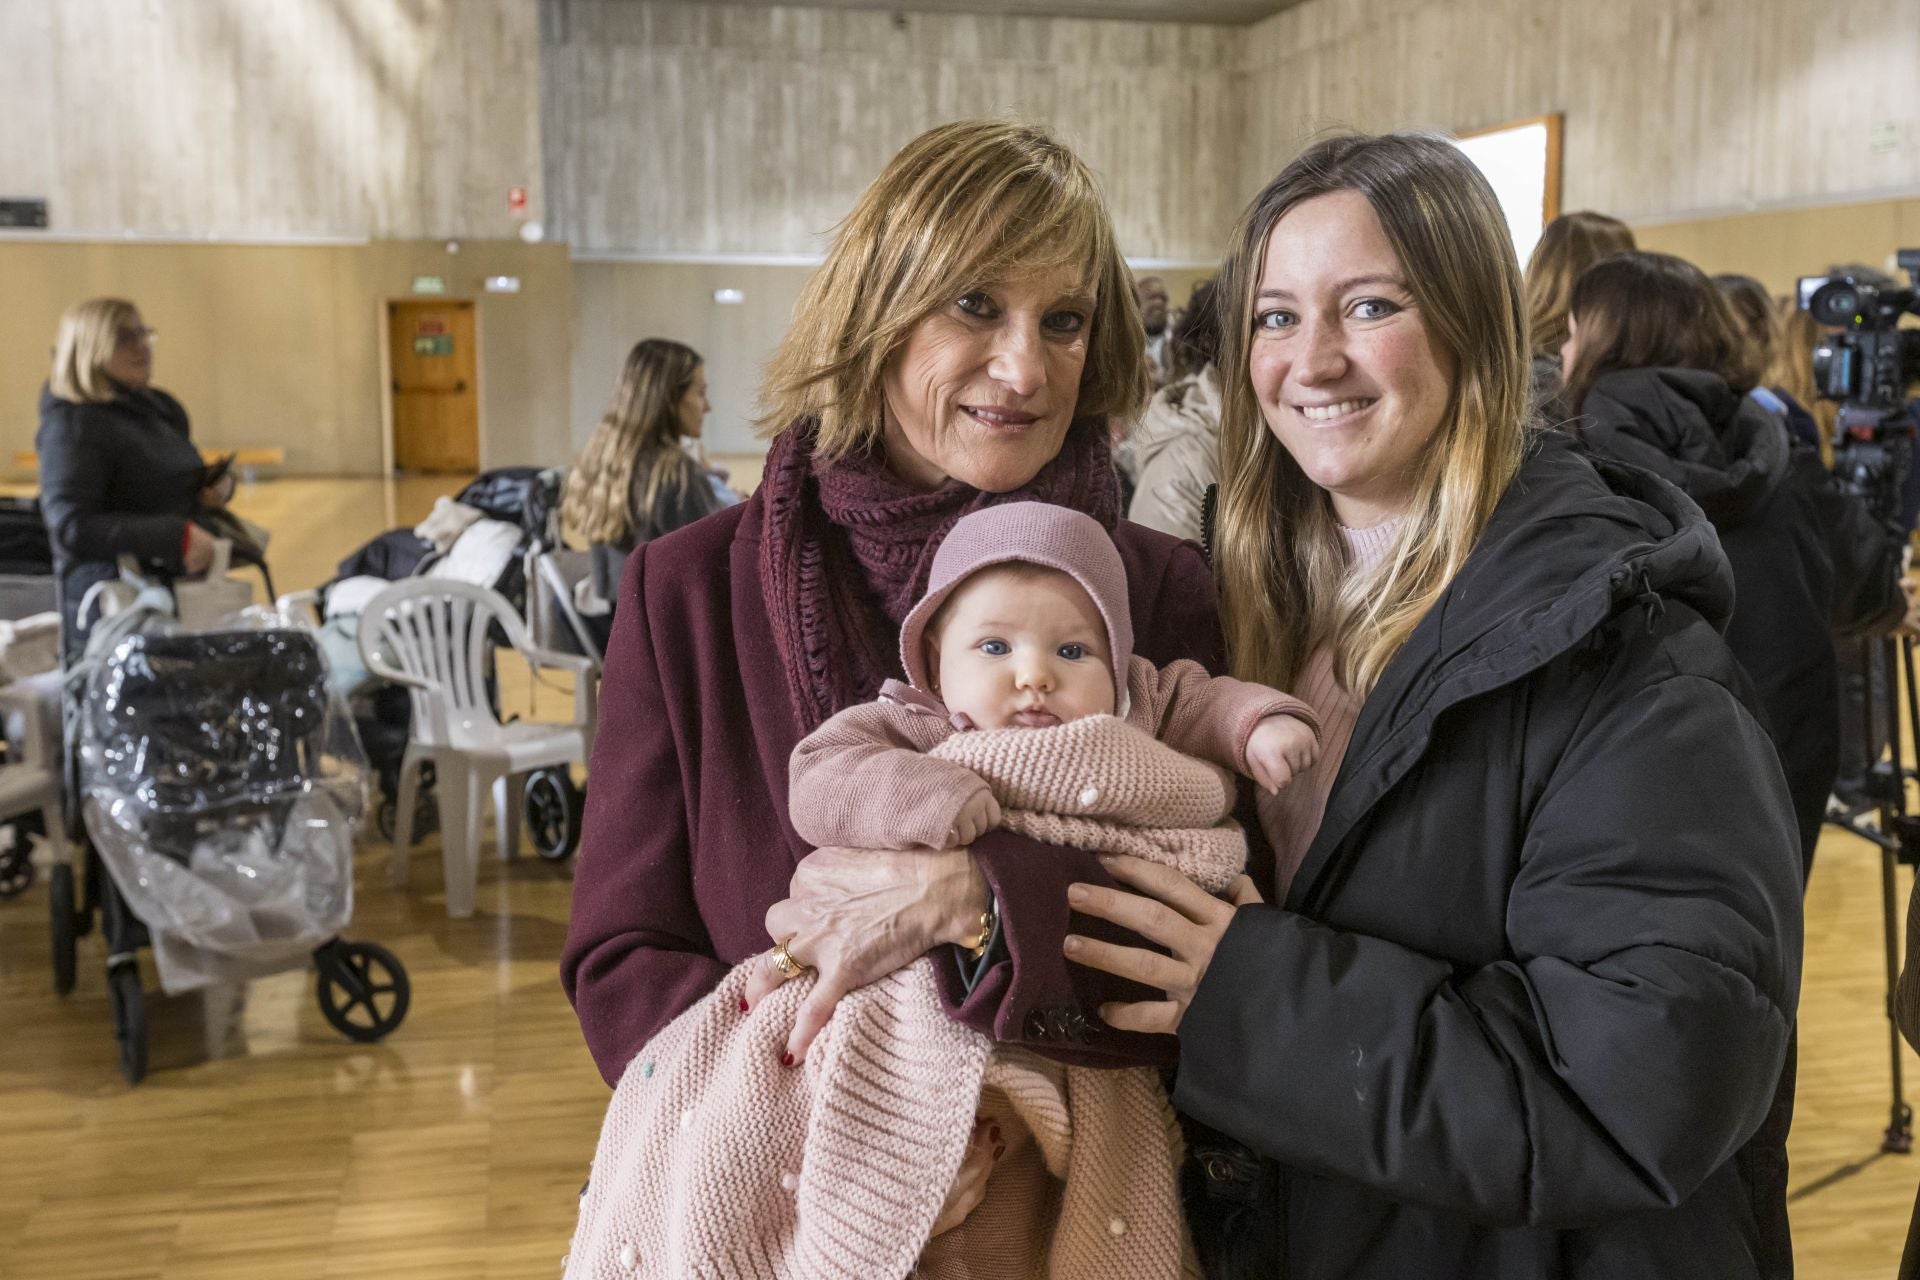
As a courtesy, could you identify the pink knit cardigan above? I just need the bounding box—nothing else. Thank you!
[564,667,1305,1280]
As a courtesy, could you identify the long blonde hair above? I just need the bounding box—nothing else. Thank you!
[562,339,703,545]
[1215,133,1530,698]
[48,297,140,404]
[757,119,1146,455]
[1524,211,1636,358]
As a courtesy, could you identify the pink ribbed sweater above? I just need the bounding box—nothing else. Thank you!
[565,703,1272,1280]
[1259,519,1402,898]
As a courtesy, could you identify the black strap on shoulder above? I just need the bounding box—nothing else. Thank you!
[1199,482,1219,568]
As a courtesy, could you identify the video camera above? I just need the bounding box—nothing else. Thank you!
[1800,250,1920,520]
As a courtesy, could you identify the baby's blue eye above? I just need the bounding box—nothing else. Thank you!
[980,639,1010,656]
[1058,643,1086,660]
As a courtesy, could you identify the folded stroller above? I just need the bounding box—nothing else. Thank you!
[77,625,409,1083]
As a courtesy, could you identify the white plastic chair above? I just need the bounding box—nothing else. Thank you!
[357,579,596,917]
[0,671,71,878]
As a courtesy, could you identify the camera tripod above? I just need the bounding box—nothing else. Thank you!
[1826,632,1920,1155]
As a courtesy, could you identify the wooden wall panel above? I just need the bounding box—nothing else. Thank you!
[570,261,812,456]
[0,241,574,477]
[541,0,1241,260]
[0,0,543,240]
[1234,0,1920,224]
[1632,196,1920,298]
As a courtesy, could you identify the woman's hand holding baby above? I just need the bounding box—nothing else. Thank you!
[948,789,1003,848]
[1063,854,1263,1034]
[745,844,992,1063]
[1244,712,1318,794]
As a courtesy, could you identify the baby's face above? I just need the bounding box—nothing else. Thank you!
[928,565,1115,730]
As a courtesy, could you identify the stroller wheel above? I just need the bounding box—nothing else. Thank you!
[315,940,411,1043]
[0,833,30,898]
[49,862,76,996]
[109,961,148,1085]
[376,798,398,843]
[524,768,583,862]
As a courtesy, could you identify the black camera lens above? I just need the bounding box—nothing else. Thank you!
[1809,280,1865,327]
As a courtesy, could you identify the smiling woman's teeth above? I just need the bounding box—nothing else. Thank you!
[1300,400,1370,421]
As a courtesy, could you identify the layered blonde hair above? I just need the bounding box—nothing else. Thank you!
[562,338,703,545]
[48,297,140,405]
[1215,133,1530,698]
[1524,211,1636,357]
[757,119,1146,455]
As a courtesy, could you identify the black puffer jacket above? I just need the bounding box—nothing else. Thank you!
[36,383,206,640]
[1576,368,1904,864]
[1176,438,1802,1279]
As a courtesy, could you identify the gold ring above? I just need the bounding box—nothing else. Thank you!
[769,936,810,983]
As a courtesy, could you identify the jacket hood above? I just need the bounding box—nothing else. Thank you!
[1355,434,1733,740]
[1577,367,1789,529]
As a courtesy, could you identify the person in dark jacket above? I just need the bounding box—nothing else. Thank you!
[1558,256,1904,1280]
[1060,134,1803,1280]
[562,125,1221,1253]
[1561,252,1905,872]
[1715,273,1825,451]
[36,298,230,655]
[559,338,729,648]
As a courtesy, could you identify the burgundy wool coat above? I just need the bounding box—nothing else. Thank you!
[560,486,1225,1085]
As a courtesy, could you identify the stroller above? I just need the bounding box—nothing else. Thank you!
[60,565,409,1083]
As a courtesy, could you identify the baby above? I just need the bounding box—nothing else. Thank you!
[565,503,1317,1280]
[790,500,1319,853]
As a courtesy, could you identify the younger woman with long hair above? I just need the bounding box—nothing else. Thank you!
[1061,135,1801,1278]
[1714,273,1823,450]
[1522,210,1636,403]
[561,338,724,612]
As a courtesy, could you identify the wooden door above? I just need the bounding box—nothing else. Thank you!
[389,300,479,472]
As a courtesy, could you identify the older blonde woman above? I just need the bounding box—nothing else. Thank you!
[1061,135,1803,1278]
[37,298,229,652]
[562,118,1218,1193]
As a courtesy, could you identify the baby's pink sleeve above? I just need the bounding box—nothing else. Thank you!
[788,700,995,851]
[1126,655,1319,773]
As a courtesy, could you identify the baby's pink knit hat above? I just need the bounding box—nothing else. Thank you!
[898,502,1133,705]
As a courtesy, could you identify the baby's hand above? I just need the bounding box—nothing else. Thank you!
[1245,713,1319,795]
[948,789,1003,848]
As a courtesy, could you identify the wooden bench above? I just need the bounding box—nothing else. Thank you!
[12,447,287,482]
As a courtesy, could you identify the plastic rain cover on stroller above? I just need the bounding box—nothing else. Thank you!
[79,626,370,993]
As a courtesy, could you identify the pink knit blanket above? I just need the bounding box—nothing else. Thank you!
[565,719,1239,1280]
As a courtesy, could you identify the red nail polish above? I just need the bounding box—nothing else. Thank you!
[988,1124,1001,1141]
[780,1051,795,1067]
[739,998,750,1013]
[993,1145,1006,1159]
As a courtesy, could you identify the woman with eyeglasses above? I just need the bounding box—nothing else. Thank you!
[37,298,233,655]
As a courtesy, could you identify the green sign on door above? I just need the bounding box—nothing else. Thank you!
[412,335,454,357]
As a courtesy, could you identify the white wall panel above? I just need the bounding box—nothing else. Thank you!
[541,0,1241,261]
[1233,0,1920,222]
[0,0,544,240]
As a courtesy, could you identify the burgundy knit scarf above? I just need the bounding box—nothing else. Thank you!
[760,420,1120,732]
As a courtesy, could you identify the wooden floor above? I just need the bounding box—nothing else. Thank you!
[0,474,1917,1278]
